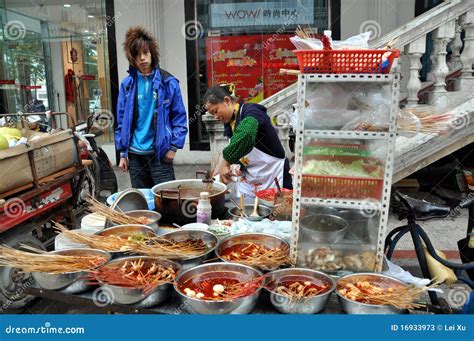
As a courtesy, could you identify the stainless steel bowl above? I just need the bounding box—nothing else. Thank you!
[32,248,110,292]
[216,233,290,272]
[95,224,157,258]
[97,256,180,306]
[336,273,408,314]
[105,210,162,233]
[300,214,349,244]
[162,229,218,271]
[264,268,335,314]
[173,262,263,314]
[110,189,148,212]
[228,205,272,222]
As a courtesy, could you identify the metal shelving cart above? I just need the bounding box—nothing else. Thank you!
[290,73,400,273]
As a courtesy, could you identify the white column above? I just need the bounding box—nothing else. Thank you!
[202,113,228,156]
[405,36,426,108]
[458,10,474,91]
[449,18,463,71]
[428,21,455,107]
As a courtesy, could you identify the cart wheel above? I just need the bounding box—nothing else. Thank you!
[0,234,45,310]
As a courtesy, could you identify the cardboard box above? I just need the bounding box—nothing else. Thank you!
[0,144,34,194]
[27,130,77,180]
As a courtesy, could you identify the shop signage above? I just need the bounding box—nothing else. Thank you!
[210,1,314,28]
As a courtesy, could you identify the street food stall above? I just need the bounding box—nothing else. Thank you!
[1,31,472,316]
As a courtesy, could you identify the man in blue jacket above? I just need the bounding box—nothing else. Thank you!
[116,26,188,188]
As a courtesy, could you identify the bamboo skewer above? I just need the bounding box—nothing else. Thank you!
[338,283,437,310]
[0,245,107,273]
[86,196,147,226]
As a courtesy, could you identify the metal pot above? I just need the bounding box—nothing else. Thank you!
[151,173,227,226]
[300,214,349,244]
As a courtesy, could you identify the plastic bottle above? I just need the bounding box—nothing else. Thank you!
[196,192,212,225]
[323,30,333,50]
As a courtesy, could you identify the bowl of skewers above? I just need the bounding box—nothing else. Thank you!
[265,268,336,314]
[92,256,180,307]
[336,273,429,314]
[216,233,292,272]
[0,245,110,294]
[174,262,264,314]
[94,224,157,258]
[159,230,218,271]
[31,248,111,293]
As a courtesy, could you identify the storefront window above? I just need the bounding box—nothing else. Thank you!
[187,0,329,150]
[0,0,113,144]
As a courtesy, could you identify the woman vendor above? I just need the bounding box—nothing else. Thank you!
[203,84,292,197]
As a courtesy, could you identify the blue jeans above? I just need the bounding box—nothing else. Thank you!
[128,153,175,188]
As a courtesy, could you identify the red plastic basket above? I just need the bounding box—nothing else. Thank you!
[293,49,400,74]
[302,155,384,199]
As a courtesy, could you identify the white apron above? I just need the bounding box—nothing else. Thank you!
[235,105,286,197]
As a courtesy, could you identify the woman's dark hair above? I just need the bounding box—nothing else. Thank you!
[123,26,160,69]
[203,84,237,104]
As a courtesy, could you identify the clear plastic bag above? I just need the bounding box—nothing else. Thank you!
[291,32,371,51]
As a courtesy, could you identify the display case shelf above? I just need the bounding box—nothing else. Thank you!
[300,197,383,211]
[302,73,395,83]
[302,130,393,140]
[291,73,400,272]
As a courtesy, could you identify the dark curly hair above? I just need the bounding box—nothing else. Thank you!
[123,26,160,68]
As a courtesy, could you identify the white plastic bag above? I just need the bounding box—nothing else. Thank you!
[291,32,371,51]
[383,258,431,287]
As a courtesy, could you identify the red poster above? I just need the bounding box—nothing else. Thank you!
[206,34,298,101]
[206,35,263,102]
[262,34,298,98]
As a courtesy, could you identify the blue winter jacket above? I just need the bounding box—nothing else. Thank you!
[115,66,188,160]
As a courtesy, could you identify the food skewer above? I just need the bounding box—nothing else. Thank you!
[0,245,107,274]
[240,194,245,217]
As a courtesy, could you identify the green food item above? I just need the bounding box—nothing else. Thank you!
[127,233,148,243]
[303,159,383,178]
[303,146,370,157]
[208,225,229,236]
